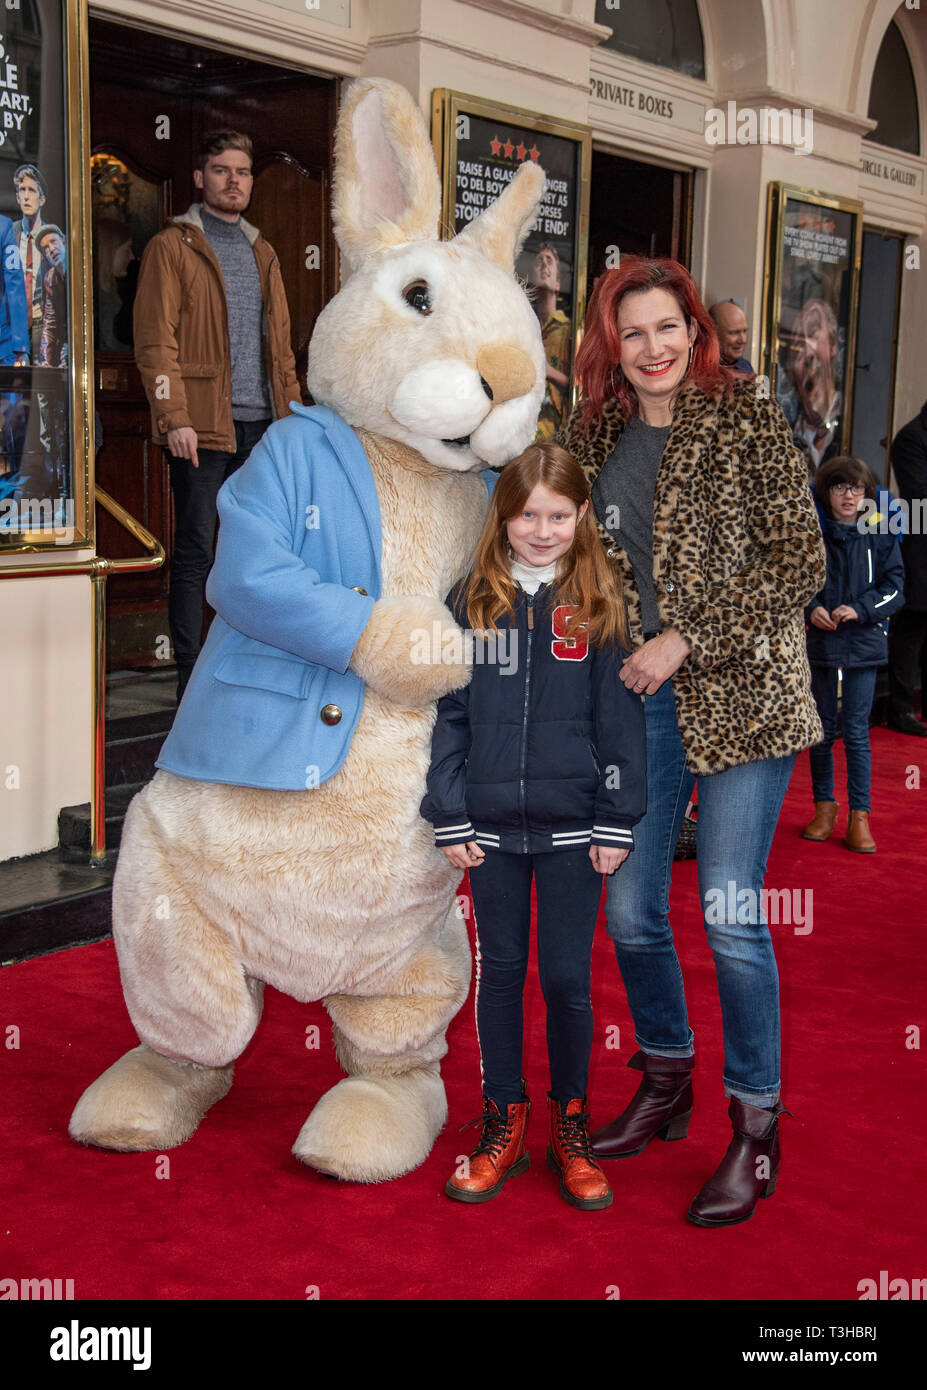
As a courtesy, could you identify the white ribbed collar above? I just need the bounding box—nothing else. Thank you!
[510,556,558,594]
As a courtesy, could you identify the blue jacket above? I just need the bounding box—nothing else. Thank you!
[156,405,380,789]
[804,510,905,669]
[421,584,647,855]
[0,215,29,362]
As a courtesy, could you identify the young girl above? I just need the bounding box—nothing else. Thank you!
[421,442,646,1209]
[804,456,905,852]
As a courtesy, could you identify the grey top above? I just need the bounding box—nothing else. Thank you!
[592,414,670,635]
[201,208,272,421]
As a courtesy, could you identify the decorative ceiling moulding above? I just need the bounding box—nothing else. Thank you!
[366,30,590,95]
[454,0,611,47]
[88,0,366,75]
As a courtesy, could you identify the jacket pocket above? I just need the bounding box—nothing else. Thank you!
[214,653,314,699]
[179,360,223,436]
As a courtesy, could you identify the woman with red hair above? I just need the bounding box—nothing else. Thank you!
[558,258,825,1226]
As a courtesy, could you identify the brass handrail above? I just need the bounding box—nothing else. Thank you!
[0,488,165,865]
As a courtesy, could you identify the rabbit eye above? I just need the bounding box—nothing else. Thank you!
[402,280,432,316]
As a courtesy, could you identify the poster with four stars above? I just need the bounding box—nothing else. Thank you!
[432,90,591,437]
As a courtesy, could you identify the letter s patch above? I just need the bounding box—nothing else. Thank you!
[551,605,589,661]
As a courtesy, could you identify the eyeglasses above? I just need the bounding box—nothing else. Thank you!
[829,483,866,495]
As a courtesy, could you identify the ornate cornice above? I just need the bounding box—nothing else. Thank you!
[453,0,611,48]
[89,0,366,73]
[366,29,590,94]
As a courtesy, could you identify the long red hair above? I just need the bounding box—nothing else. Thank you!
[460,442,628,648]
[575,257,733,426]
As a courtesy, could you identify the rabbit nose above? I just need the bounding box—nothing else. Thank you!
[475,345,536,405]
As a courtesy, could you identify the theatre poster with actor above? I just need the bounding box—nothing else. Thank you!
[0,0,92,552]
[432,90,591,440]
[763,184,863,481]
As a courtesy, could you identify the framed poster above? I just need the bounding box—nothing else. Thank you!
[0,0,93,551]
[761,183,863,480]
[432,90,591,439]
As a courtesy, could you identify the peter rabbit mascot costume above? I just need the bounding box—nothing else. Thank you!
[69,79,547,1182]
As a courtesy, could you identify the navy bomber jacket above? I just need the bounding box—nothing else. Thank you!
[420,583,647,855]
[804,511,905,669]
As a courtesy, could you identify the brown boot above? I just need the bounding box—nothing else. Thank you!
[591,1050,693,1159]
[845,809,876,853]
[802,800,838,840]
[687,1098,790,1228]
[546,1096,613,1210]
[445,1094,530,1203]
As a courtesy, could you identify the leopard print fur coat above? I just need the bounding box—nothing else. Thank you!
[558,379,825,775]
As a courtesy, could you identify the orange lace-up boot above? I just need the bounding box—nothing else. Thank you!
[445,1092,530,1203]
[546,1096,613,1210]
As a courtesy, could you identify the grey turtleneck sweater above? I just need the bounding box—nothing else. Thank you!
[201,207,272,421]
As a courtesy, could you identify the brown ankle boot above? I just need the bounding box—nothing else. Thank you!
[445,1094,530,1203]
[687,1098,790,1227]
[802,800,838,840]
[546,1096,613,1210]
[591,1050,693,1159]
[845,809,876,853]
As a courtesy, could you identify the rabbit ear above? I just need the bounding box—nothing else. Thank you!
[332,78,442,271]
[453,162,546,272]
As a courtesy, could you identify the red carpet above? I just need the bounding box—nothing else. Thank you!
[2,732,924,1302]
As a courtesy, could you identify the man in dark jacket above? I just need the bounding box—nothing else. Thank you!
[133,129,301,699]
[708,299,753,375]
[887,401,927,736]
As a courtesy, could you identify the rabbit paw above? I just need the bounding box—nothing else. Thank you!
[349,596,471,708]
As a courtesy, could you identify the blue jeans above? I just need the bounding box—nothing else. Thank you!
[809,664,878,811]
[604,680,795,1106]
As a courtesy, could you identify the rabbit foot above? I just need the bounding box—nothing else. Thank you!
[69,1044,234,1152]
[292,1067,447,1182]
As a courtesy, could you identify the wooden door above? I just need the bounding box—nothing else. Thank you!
[89,19,337,668]
[850,230,903,487]
[587,149,693,292]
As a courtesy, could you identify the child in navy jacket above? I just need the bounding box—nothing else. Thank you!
[421,443,646,1209]
[803,456,905,852]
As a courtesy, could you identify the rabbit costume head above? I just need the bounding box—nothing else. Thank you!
[308,78,547,472]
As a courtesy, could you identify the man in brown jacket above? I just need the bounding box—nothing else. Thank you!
[134,130,300,699]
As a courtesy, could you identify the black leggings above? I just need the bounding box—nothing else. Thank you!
[467,847,603,1108]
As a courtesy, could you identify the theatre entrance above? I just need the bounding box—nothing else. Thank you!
[89,19,337,670]
[587,148,693,297]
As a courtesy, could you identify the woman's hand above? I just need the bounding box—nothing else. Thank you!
[619,629,691,696]
[831,604,859,624]
[440,841,485,871]
[810,605,837,630]
[589,845,630,875]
